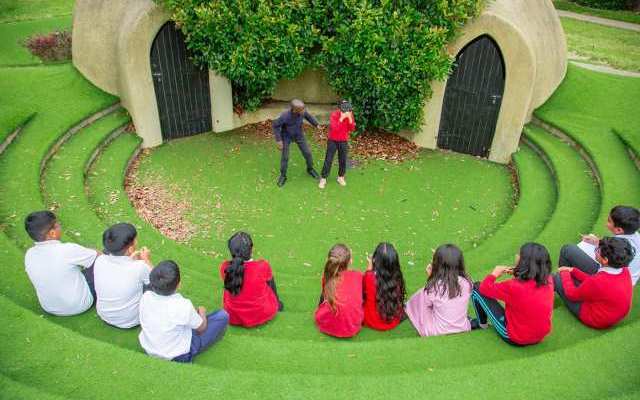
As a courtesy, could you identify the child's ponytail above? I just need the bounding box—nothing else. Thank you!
[323,244,351,312]
[224,232,253,296]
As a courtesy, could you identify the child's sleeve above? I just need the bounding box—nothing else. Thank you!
[183,300,204,329]
[272,114,285,142]
[478,274,510,302]
[560,271,596,302]
[570,268,590,282]
[262,261,273,281]
[304,111,319,127]
[65,244,98,269]
[140,262,151,285]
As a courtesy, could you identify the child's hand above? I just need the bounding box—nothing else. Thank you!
[426,263,432,277]
[581,234,599,245]
[557,266,573,273]
[197,306,206,316]
[491,265,512,277]
[366,255,373,271]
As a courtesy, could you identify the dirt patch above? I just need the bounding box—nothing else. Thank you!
[125,150,197,242]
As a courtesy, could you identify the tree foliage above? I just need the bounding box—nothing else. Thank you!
[157,0,483,132]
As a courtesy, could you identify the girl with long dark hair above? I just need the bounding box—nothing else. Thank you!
[405,244,473,337]
[315,244,364,338]
[471,242,554,346]
[363,242,406,330]
[219,232,282,327]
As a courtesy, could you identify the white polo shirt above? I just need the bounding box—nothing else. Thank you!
[138,291,203,360]
[24,240,97,316]
[619,232,640,285]
[95,254,151,328]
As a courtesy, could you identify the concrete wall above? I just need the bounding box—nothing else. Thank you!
[272,69,340,104]
[73,0,566,163]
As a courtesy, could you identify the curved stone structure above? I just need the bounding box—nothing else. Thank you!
[73,0,566,163]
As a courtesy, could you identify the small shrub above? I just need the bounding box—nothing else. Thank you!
[23,30,72,62]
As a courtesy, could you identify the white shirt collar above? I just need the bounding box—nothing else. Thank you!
[599,266,624,275]
[34,240,61,246]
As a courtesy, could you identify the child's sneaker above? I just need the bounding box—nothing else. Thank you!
[318,178,327,189]
[469,318,488,330]
[337,176,346,186]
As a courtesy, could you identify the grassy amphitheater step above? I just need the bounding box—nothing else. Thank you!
[1,52,639,400]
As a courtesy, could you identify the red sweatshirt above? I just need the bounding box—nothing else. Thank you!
[328,110,356,142]
[315,270,364,338]
[363,271,402,331]
[560,267,632,329]
[479,274,554,345]
[220,260,279,327]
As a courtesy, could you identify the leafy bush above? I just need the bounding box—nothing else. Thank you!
[22,30,72,62]
[573,0,629,9]
[157,0,482,132]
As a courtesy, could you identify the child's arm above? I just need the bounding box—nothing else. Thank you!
[272,115,285,142]
[570,267,591,282]
[560,270,596,302]
[478,266,513,302]
[304,111,319,128]
[195,306,207,335]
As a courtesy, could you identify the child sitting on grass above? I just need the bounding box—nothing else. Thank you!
[139,260,228,362]
[554,237,634,329]
[24,210,99,316]
[94,223,153,328]
[220,232,282,327]
[319,100,356,189]
[363,242,405,331]
[405,244,473,337]
[559,205,639,286]
[315,244,364,338]
[471,243,554,346]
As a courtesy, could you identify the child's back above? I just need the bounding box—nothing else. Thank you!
[406,276,471,337]
[315,269,364,338]
[139,290,203,360]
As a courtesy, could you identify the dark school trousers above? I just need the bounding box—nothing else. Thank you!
[280,134,314,177]
[321,140,348,178]
[553,273,582,319]
[173,310,229,363]
[558,244,600,275]
[471,282,520,346]
[82,265,96,306]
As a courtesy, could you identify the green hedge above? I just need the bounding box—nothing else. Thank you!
[573,0,629,10]
[157,0,482,133]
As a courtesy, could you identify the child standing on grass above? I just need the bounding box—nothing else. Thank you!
[405,244,473,337]
[95,223,153,329]
[471,243,554,346]
[139,260,228,363]
[319,100,355,189]
[315,244,364,338]
[363,242,406,331]
[554,237,634,329]
[558,205,640,286]
[24,211,99,316]
[220,232,282,327]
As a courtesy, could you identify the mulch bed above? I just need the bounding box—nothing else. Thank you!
[241,120,420,162]
[124,150,197,242]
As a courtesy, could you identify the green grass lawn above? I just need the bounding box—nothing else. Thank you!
[562,17,640,72]
[554,0,640,25]
[0,0,72,22]
[0,1,639,399]
[0,16,72,66]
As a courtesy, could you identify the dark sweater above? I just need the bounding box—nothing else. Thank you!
[272,110,318,142]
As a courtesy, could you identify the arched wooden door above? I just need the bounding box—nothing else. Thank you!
[150,21,212,141]
[437,35,505,158]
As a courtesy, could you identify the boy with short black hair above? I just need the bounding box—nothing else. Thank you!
[558,205,640,285]
[24,210,99,316]
[555,237,634,329]
[139,260,229,362]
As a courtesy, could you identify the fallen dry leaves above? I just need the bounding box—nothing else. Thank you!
[124,150,197,242]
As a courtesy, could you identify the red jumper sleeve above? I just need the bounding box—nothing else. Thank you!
[478,274,511,302]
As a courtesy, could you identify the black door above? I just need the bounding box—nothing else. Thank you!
[437,35,505,158]
[150,21,212,141]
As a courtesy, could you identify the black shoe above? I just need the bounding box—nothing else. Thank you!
[277,176,287,187]
[308,169,320,179]
[469,317,488,330]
